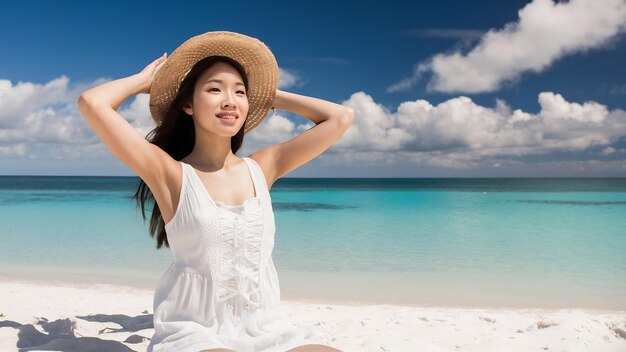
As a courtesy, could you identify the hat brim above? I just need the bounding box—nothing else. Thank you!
[149,31,278,134]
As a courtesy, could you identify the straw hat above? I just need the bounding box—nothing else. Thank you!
[149,31,278,134]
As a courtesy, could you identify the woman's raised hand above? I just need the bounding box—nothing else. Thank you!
[136,53,168,94]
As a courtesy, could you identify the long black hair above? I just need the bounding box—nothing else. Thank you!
[132,56,250,249]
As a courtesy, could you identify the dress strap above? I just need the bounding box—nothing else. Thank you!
[179,162,190,190]
[244,157,269,195]
[164,161,190,230]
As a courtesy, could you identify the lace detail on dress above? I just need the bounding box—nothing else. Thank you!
[216,198,264,325]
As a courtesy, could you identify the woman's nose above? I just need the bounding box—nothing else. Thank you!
[221,90,238,109]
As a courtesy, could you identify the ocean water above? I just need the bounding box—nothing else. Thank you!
[1,176,625,310]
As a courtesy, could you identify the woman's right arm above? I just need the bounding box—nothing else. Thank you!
[77,54,170,186]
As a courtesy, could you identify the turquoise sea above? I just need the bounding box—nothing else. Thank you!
[1,176,625,310]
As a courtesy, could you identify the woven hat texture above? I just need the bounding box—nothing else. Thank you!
[149,31,278,134]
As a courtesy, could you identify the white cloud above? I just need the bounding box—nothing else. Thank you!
[389,0,626,94]
[0,143,27,157]
[119,93,156,138]
[0,74,311,159]
[601,146,616,155]
[2,74,626,173]
[338,92,413,151]
[246,111,296,144]
[0,77,96,151]
[340,90,626,168]
[0,75,158,158]
[278,68,304,89]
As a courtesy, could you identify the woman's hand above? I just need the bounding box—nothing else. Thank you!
[135,53,168,94]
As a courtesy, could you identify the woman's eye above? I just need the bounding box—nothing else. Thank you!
[208,88,245,95]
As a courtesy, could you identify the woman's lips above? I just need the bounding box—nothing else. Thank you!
[216,112,239,119]
[217,114,237,125]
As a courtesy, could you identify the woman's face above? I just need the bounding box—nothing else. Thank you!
[184,61,249,137]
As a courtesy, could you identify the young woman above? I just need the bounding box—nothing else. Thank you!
[77,31,353,352]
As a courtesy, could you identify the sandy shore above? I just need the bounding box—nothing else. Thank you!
[1,280,625,352]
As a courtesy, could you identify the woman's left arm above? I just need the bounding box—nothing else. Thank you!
[272,89,353,125]
[250,89,354,188]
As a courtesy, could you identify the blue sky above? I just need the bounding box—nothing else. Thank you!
[1,0,626,177]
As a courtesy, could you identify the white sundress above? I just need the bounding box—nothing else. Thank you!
[147,156,330,352]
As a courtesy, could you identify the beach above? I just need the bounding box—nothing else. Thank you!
[1,280,625,352]
[3,0,626,348]
[1,177,626,350]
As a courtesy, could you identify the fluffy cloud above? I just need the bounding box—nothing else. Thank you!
[389,0,626,93]
[248,112,297,144]
[601,147,617,155]
[0,73,310,160]
[0,76,96,145]
[0,143,27,157]
[278,67,304,89]
[1,75,625,173]
[338,91,626,168]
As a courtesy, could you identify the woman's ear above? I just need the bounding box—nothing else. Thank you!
[182,102,193,116]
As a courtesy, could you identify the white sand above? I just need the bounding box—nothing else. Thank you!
[1,280,625,351]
